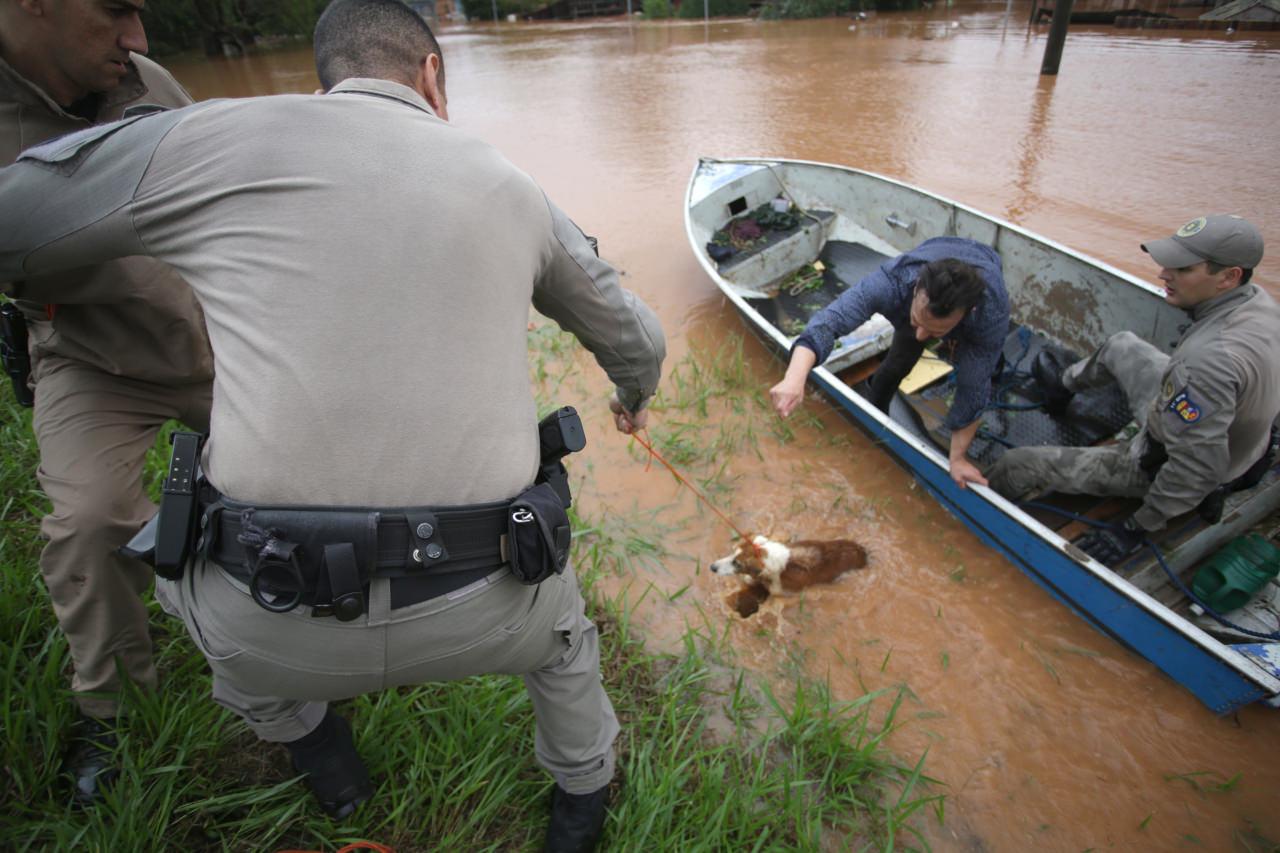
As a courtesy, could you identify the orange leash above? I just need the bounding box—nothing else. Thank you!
[277,843,394,853]
[628,428,760,555]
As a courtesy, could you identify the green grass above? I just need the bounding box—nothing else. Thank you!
[0,328,943,850]
[1162,770,1243,796]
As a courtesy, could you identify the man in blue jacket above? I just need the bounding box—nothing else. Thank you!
[770,237,1009,488]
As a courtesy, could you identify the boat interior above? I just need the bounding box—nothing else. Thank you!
[690,160,1280,646]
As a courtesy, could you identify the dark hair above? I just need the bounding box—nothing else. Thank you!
[1205,260,1253,286]
[914,258,986,317]
[314,0,445,92]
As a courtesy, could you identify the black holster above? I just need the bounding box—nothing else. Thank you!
[1138,435,1168,481]
[508,406,585,585]
[1141,426,1279,524]
[535,406,586,508]
[0,301,34,407]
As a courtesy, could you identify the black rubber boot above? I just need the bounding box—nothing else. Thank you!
[284,709,373,820]
[1032,348,1074,417]
[544,784,609,853]
[65,714,120,807]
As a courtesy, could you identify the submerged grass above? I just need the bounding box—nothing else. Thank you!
[638,335,783,494]
[0,326,942,850]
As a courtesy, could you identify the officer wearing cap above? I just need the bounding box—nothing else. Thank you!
[0,0,213,803]
[0,1,664,848]
[988,214,1280,566]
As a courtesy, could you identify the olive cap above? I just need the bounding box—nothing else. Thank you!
[1142,214,1264,269]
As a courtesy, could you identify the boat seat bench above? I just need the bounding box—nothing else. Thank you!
[744,238,891,338]
[715,209,837,297]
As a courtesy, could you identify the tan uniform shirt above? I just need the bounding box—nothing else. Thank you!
[1136,283,1280,529]
[0,53,212,384]
[0,78,665,507]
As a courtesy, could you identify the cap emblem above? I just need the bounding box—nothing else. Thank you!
[1177,218,1207,238]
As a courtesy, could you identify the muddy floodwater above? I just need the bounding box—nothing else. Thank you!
[167,8,1280,850]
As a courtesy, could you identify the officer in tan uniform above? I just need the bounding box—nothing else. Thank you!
[0,1,664,848]
[0,0,213,803]
[988,215,1279,565]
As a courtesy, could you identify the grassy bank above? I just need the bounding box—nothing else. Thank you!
[0,328,942,851]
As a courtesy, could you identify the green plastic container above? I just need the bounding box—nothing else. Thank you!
[1191,534,1280,613]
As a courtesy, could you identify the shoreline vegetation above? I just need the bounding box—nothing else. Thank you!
[142,0,938,56]
[0,324,942,851]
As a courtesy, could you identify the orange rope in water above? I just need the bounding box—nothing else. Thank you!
[277,843,395,853]
[629,428,760,554]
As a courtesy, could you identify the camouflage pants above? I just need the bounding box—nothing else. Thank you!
[987,332,1168,502]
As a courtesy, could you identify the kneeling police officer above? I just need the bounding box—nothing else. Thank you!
[0,1,666,848]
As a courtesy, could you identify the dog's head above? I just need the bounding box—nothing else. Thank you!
[709,534,790,580]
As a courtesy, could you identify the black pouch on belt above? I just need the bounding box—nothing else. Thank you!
[506,482,571,585]
[236,506,378,621]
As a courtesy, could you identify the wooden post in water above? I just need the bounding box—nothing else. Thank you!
[1040,0,1074,74]
[491,0,499,21]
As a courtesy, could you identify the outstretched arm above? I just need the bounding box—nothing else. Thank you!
[776,258,904,418]
[532,197,666,430]
[0,111,187,283]
[770,345,818,417]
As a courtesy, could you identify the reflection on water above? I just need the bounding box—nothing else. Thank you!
[165,9,1280,849]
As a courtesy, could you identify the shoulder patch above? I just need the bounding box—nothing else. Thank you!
[17,114,150,177]
[1167,388,1201,423]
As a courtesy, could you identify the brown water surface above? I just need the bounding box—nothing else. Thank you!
[166,10,1280,850]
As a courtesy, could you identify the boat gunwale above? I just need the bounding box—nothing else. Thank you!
[683,155,1280,705]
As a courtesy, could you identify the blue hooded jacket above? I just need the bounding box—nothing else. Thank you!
[794,237,1009,429]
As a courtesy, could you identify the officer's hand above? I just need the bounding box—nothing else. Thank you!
[609,398,646,434]
[1074,516,1147,566]
[770,376,806,418]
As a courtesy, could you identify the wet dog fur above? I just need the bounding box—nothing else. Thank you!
[711,534,868,616]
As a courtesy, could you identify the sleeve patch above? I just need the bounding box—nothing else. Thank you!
[1167,388,1202,423]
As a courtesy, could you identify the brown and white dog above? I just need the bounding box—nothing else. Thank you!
[711,534,868,616]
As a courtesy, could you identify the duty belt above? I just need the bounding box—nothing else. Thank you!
[201,496,510,620]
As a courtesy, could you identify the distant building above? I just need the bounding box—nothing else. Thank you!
[527,0,629,19]
[1201,0,1280,21]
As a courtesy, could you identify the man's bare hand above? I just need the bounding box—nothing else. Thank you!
[949,457,988,490]
[771,346,817,418]
[609,397,646,434]
[770,376,806,418]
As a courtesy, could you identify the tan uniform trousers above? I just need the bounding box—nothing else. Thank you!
[156,559,618,795]
[32,357,211,718]
[987,332,1166,504]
